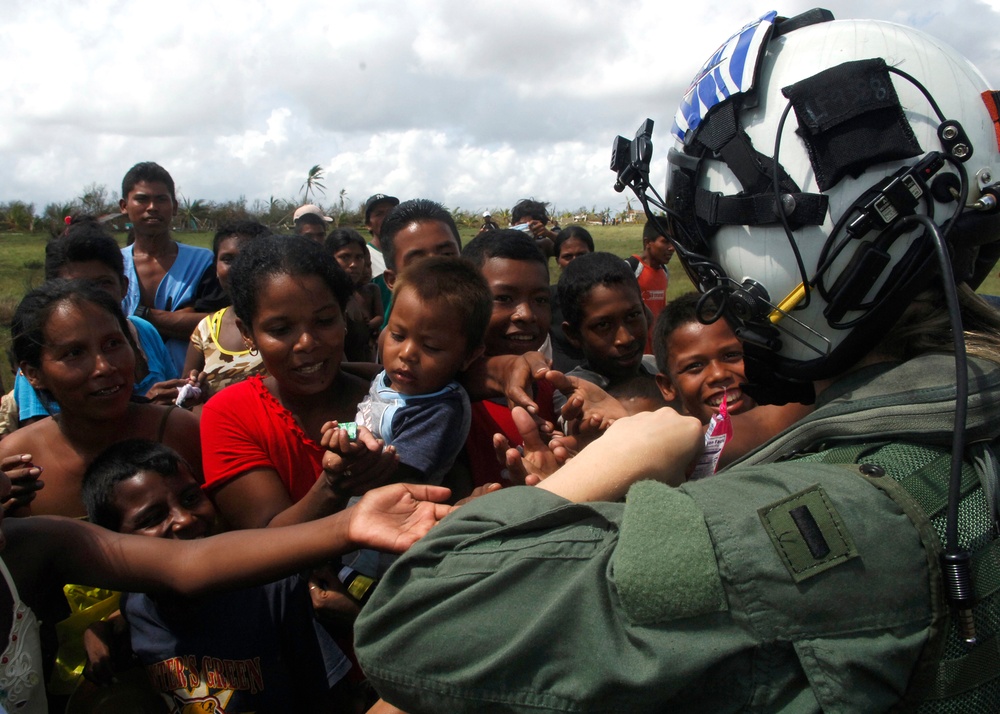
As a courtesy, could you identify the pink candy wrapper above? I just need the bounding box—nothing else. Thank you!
[688,389,734,480]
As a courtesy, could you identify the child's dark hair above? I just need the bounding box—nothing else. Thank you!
[553,225,594,256]
[325,227,369,255]
[45,217,126,286]
[511,199,549,225]
[379,199,461,271]
[212,220,272,257]
[12,279,133,369]
[462,229,548,273]
[558,252,641,331]
[228,235,353,328]
[652,292,708,374]
[391,257,492,355]
[121,161,176,204]
[82,439,184,531]
[607,374,667,408]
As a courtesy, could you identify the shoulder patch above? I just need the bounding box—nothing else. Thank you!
[613,480,726,624]
[758,484,859,583]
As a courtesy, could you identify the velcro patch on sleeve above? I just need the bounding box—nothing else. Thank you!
[758,484,859,583]
[612,480,727,624]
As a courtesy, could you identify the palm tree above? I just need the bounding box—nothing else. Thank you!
[451,207,478,229]
[334,188,349,227]
[178,195,208,231]
[259,195,291,228]
[301,165,327,204]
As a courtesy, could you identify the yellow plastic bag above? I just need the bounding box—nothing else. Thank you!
[48,585,120,697]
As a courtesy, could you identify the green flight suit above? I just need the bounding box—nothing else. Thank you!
[355,354,1000,712]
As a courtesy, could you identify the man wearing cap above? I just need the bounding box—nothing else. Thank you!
[293,204,332,242]
[480,211,501,233]
[364,193,400,318]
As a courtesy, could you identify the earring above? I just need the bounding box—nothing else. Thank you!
[245,341,258,356]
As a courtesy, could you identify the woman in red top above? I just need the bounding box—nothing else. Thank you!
[200,235,397,530]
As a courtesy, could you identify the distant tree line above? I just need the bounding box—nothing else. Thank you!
[0,173,635,236]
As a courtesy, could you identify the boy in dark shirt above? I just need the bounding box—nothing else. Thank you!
[83,441,349,712]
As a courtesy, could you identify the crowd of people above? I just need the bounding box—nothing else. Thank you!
[2,9,1000,713]
[1,158,773,712]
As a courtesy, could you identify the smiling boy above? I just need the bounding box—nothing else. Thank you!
[652,293,751,424]
[356,257,490,484]
[653,293,811,467]
[81,439,352,711]
[463,230,552,358]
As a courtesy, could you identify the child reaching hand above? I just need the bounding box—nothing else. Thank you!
[0,448,451,712]
[499,293,813,485]
[460,230,558,487]
[79,440,451,712]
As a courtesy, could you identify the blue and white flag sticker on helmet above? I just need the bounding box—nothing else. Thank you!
[672,10,777,144]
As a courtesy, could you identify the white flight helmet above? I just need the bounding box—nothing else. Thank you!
[663,10,1000,387]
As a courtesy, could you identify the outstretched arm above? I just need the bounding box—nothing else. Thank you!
[461,351,551,411]
[536,408,703,502]
[8,483,452,599]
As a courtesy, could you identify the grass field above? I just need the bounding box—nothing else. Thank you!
[2,224,998,390]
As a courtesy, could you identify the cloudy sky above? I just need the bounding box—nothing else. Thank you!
[3,0,999,218]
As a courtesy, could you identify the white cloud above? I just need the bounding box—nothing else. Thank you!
[0,0,997,214]
[217,108,292,164]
